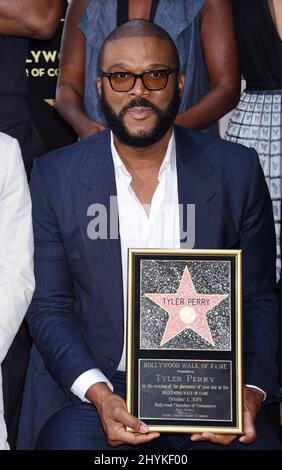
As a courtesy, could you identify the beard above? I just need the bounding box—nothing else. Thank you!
[100,83,181,148]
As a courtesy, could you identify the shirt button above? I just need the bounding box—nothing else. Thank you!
[109,359,115,367]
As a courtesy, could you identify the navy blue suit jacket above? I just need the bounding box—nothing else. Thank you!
[17,126,279,449]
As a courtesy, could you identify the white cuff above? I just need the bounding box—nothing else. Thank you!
[245,384,267,401]
[71,369,113,402]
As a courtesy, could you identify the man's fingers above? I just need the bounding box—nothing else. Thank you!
[201,433,237,446]
[190,387,260,447]
[191,432,237,446]
[120,430,160,445]
[239,410,256,444]
[239,428,256,445]
[108,430,160,447]
[111,408,160,446]
[99,394,160,447]
[190,433,205,442]
[111,406,149,433]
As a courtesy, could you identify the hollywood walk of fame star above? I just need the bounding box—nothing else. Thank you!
[145,266,228,347]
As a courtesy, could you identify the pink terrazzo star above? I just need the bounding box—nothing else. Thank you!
[146,266,227,346]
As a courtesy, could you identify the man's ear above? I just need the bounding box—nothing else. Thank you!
[97,78,102,97]
[178,73,185,97]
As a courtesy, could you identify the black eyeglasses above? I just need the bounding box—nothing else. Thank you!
[101,68,179,92]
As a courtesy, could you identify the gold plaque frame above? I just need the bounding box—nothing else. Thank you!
[126,249,243,434]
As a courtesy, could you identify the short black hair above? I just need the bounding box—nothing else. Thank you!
[98,19,180,73]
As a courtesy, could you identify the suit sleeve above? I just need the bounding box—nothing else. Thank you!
[0,138,34,363]
[27,159,98,391]
[241,148,279,396]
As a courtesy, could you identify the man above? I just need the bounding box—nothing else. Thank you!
[17,20,280,450]
[0,0,64,449]
[0,133,34,449]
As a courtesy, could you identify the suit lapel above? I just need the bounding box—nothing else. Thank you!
[73,131,124,347]
[175,126,222,249]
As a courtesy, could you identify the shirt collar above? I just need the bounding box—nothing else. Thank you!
[110,130,176,182]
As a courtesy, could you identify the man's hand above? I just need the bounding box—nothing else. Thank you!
[86,382,160,447]
[190,386,263,446]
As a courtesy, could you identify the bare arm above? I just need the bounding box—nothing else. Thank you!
[56,0,106,138]
[175,0,240,130]
[0,0,64,39]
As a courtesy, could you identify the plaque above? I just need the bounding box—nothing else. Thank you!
[126,249,243,434]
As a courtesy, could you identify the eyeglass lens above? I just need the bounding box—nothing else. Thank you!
[110,70,169,91]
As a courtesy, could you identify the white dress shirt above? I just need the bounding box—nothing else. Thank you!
[0,133,35,449]
[71,131,265,402]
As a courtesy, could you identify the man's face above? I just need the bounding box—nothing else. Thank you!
[97,36,184,147]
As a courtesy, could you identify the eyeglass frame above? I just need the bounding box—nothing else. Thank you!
[100,68,179,92]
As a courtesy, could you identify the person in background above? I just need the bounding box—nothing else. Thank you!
[0,0,64,448]
[0,133,34,449]
[224,0,282,437]
[0,0,64,177]
[56,0,240,139]
[17,20,280,450]
[225,0,282,282]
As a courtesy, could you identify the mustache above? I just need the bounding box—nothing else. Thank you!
[119,98,161,119]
